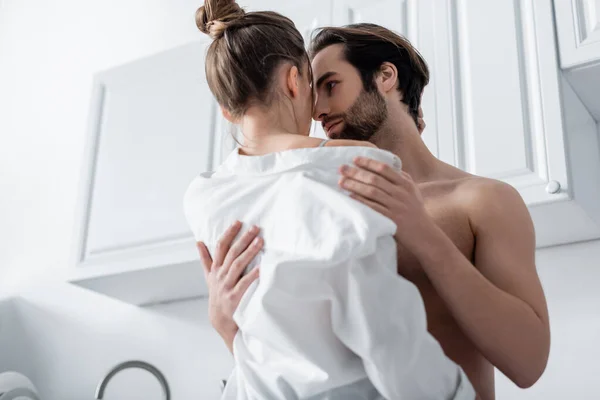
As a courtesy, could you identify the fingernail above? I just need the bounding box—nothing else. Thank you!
[234,220,242,227]
[339,178,346,187]
[252,237,262,246]
[340,165,349,174]
[250,225,259,233]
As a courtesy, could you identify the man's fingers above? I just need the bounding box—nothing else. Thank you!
[233,266,260,299]
[196,241,213,279]
[339,164,394,196]
[339,177,393,206]
[225,236,263,288]
[350,193,392,219]
[351,157,404,185]
[222,226,260,272]
[213,220,243,268]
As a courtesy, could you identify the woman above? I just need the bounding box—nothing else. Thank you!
[184,1,475,399]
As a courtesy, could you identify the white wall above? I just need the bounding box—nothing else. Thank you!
[4,289,231,399]
[1,1,599,399]
[0,0,232,398]
[496,239,600,399]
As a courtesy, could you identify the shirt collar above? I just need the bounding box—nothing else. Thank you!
[218,146,402,176]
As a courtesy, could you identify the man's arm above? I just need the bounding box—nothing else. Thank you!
[339,158,550,388]
[416,181,550,388]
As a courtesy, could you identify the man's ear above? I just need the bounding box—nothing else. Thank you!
[220,106,235,123]
[286,65,300,98]
[377,62,398,93]
[417,105,426,135]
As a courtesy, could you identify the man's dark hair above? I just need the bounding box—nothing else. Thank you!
[310,23,429,126]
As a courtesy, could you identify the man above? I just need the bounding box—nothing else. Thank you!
[196,24,550,399]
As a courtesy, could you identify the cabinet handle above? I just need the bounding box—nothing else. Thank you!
[546,181,561,194]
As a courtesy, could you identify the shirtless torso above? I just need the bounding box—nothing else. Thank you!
[401,172,496,400]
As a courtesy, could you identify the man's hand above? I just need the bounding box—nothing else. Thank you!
[339,157,438,256]
[196,221,263,354]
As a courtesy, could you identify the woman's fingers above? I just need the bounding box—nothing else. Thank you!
[213,221,243,270]
[225,235,263,288]
[196,241,212,280]
[222,225,260,275]
[234,266,260,299]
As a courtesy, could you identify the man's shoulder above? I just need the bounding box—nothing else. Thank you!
[452,176,529,233]
[422,174,505,200]
[456,176,521,205]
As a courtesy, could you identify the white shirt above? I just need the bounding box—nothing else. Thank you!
[184,145,476,400]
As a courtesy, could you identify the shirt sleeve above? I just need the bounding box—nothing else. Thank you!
[327,236,476,400]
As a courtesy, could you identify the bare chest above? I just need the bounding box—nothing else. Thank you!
[394,181,495,398]
[395,195,475,282]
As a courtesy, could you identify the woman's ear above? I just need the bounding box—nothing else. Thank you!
[220,106,235,123]
[377,62,398,93]
[286,65,300,99]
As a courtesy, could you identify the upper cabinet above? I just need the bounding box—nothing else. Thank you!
[416,0,600,247]
[71,0,600,306]
[554,0,600,68]
[554,0,600,127]
[71,40,218,305]
[331,0,410,35]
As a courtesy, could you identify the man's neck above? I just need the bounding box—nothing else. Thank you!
[371,123,445,184]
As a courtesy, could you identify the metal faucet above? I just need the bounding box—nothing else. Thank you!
[0,387,40,400]
[95,360,170,400]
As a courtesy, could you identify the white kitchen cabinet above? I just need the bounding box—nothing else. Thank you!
[554,0,600,123]
[554,0,600,68]
[331,0,411,35]
[71,0,600,307]
[71,40,217,305]
[416,0,600,247]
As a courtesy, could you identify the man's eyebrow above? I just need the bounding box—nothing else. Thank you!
[315,72,337,89]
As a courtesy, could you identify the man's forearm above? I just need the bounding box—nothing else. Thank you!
[413,226,549,388]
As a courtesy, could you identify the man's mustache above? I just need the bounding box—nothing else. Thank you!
[321,114,345,129]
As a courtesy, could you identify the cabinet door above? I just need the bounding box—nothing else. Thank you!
[554,0,600,68]
[419,0,568,202]
[417,0,600,247]
[72,40,217,304]
[331,0,411,36]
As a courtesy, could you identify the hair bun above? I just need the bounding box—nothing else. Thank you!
[196,0,245,40]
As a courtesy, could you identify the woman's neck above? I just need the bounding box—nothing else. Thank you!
[236,106,306,155]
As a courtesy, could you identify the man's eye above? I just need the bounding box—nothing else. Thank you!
[326,81,337,92]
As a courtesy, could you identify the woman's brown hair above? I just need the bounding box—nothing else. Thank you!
[196,0,310,119]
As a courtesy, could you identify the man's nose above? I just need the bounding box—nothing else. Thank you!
[313,95,329,122]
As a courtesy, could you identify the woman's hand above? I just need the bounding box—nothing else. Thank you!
[196,221,263,353]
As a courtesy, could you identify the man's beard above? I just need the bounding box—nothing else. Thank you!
[326,88,388,142]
